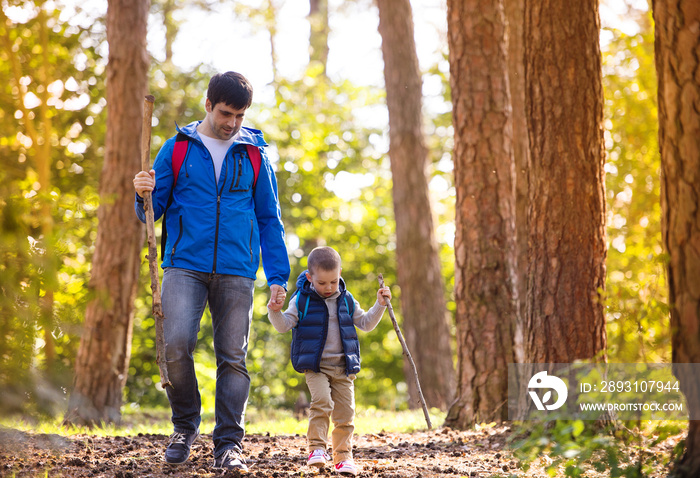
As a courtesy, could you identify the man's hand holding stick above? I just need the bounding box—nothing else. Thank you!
[141,95,171,388]
[378,274,432,429]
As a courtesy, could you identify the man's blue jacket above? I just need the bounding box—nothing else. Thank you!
[135,121,290,288]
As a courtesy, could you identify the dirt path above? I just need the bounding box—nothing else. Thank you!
[0,424,680,477]
[1,425,521,477]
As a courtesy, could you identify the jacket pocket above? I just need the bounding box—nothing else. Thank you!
[229,152,252,192]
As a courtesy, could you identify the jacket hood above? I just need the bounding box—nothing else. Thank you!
[176,121,268,148]
[296,270,347,297]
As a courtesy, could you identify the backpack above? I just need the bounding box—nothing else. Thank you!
[160,133,262,259]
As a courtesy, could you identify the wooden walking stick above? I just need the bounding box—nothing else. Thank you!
[378,274,432,429]
[141,95,171,388]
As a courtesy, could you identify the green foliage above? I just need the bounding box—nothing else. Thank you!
[602,8,669,363]
[0,0,105,417]
[510,420,684,478]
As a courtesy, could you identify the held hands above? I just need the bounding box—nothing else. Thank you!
[377,286,392,306]
[133,169,156,197]
[267,284,287,311]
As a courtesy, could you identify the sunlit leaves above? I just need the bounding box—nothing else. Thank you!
[602,8,669,362]
[0,0,106,416]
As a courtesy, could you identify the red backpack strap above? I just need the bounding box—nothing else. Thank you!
[172,133,189,186]
[246,144,261,188]
[162,133,188,260]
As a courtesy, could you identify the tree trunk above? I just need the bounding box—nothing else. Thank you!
[376,0,455,410]
[64,0,149,426]
[523,0,607,364]
[308,0,329,76]
[653,1,700,475]
[504,0,528,365]
[444,0,519,428]
[37,4,57,372]
[161,0,177,63]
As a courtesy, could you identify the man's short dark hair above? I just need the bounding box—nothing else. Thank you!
[307,246,341,274]
[207,71,253,110]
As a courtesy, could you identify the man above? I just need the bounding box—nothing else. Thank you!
[133,71,290,471]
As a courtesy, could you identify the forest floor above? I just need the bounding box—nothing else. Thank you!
[0,421,685,478]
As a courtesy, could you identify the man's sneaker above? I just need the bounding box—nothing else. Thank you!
[164,431,198,464]
[307,449,330,467]
[334,459,359,475]
[213,448,248,471]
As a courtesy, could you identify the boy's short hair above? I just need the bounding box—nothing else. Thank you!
[307,246,341,274]
[207,71,253,110]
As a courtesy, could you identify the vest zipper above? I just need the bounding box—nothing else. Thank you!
[315,304,329,371]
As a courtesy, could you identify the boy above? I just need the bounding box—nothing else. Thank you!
[266,246,391,475]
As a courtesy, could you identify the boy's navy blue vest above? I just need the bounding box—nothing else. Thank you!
[290,271,360,376]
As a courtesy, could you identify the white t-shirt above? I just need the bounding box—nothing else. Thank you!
[199,133,235,183]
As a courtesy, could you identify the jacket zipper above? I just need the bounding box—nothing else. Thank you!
[249,219,254,262]
[212,151,227,274]
[235,155,243,188]
[213,195,222,273]
[171,216,184,265]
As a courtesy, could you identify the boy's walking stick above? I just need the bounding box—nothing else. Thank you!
[378,274,432,429]
[141,95,171,388]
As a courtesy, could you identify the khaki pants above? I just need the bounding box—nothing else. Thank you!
[304,364,356,463]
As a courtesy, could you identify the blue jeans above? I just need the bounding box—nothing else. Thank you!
[161,267,254,457]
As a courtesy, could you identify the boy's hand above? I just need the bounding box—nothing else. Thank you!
[377,286,392,306]
[268,284,287,311]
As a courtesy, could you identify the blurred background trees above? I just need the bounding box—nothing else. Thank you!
[0,0,674,430]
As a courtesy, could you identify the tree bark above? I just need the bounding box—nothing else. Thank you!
[64,0,149,426]
[376,0,455,410]
[523,0,607,364]
[652,1,700,475]
[444,0,519,428]
[504,0,528,365]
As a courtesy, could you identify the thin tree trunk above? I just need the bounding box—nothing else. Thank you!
[444,0,519,428]
[524,0,607,364]
[64,0,149,426]
[376,0,455,410]
[309,0,329,76]
[266,0,281,84]
[653,1,700,475]
[161,0,177,63]
[37,4,56,372]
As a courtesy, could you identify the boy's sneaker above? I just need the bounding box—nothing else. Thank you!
[307,449,331,467]
[164,431,198,464]
[334,459,359,475]
[213,449,248,471]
